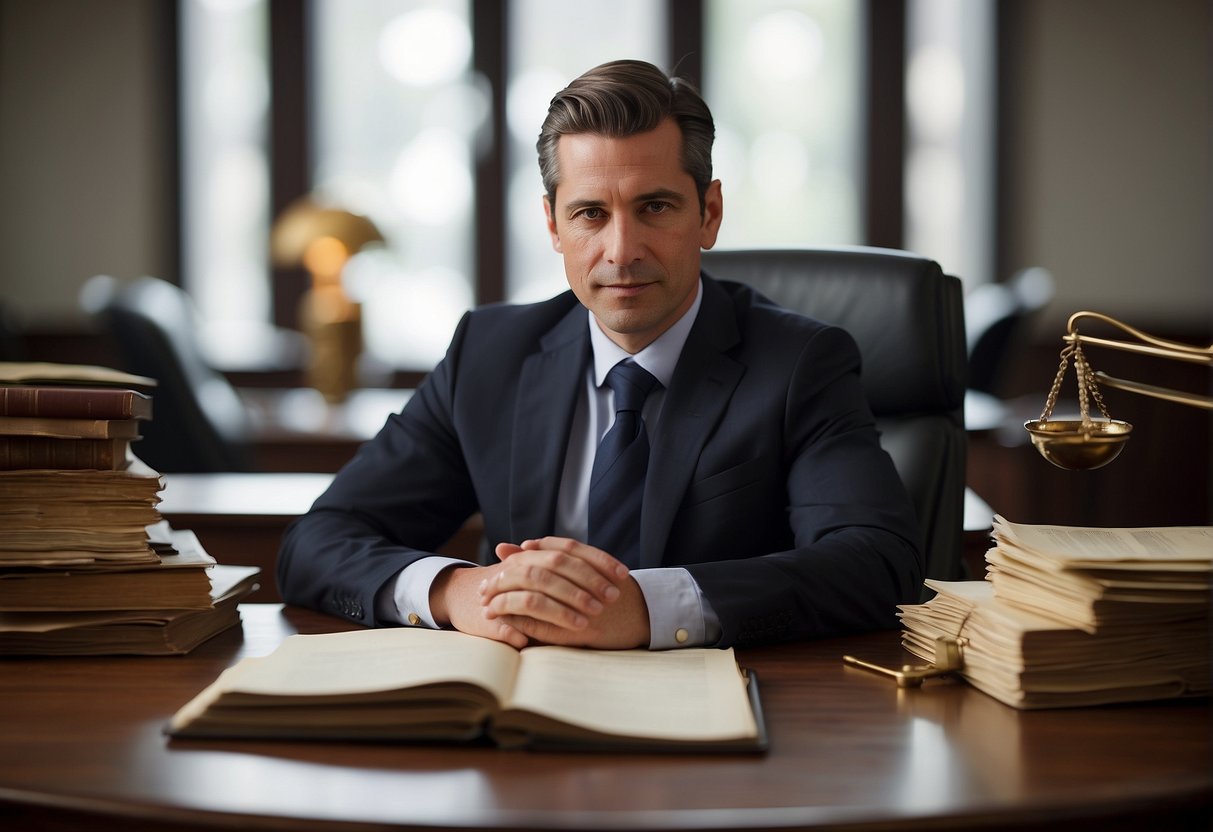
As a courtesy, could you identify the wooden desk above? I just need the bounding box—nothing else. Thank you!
[157,474,482,602]
[158,473,332,602]
[159,472,996,601]
[241,387,412,472]
[0,605,1207,831]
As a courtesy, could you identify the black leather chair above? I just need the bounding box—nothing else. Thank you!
[701,247,968,583]
[965,265,1054,396]
[79,275,254,473]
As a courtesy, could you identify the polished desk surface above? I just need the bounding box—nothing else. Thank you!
[157,475,997,602]
[0,605,1208,832]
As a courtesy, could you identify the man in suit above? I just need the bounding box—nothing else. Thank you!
[277,59,923,650]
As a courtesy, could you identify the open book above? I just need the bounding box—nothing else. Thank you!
[168,627,767,752]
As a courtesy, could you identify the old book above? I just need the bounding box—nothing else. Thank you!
[0,436,136,471]
[0,461,163,567]
[0,564,260,656]
[0,361,155,390]
[0,459,162,502]
[0,530,216,611]
[0,415,142,439]
[0,383,153,420]
[168,627,767,752]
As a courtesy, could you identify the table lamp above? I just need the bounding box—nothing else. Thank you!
[1024,311,1212,469]
[272,197,384,402]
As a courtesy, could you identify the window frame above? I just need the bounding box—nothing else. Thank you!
[248,0,908,380]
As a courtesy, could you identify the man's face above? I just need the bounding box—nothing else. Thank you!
[543,119,723,354]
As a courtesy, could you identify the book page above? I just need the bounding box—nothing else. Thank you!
[506,646,756,741]
[212,628,522,701]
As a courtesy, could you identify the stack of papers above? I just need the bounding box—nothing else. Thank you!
[898,516,1210,708]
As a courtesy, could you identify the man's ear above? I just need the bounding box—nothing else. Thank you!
[543,194,563,253]
[698,180,724,250]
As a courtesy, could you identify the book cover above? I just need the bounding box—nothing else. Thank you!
[0,385,152,421]
[0,436,135,471]
[0,415,143,439]
[0,564,260,656]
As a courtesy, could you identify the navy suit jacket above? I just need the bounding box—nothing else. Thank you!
[277,275,923,646]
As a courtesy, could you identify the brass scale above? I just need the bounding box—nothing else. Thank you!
[847,311,1212,686]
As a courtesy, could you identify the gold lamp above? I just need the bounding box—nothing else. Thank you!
[272,197,384,402]
[1024,311,1212,470]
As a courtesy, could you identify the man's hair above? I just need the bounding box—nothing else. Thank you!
[537,59,715,214]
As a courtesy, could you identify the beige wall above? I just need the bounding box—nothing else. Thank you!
[0,0,174,325]
[1,0,1208,335]
[1004,0,1211,334]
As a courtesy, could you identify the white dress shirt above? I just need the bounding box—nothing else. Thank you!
[379,279,720,648]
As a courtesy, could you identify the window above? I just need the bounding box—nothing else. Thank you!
[311,0,478,369]
[179,1,973,376]
[179,0,272,366]
[704,0,863,248]
[904,0,996,287]
[504,0,667,302]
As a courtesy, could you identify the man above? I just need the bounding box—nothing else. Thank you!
[277,59,923,650]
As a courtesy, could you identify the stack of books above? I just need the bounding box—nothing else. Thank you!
[0,362,259,655]
[898,515,1210,709]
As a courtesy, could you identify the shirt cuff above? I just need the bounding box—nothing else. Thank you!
[631,567,721,650]
[376,557,473,628]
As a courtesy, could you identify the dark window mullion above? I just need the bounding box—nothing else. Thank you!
[667,0,704,88]
[268,0,311,329]
[472,0,507,307]
[863,0,906,250]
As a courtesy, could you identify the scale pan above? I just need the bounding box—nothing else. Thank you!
[1023,419,1133,470]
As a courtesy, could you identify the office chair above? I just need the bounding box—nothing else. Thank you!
[701,247,968,583]
[0,300,27,360]
[79,275,254,473]
[965,266,1054,396]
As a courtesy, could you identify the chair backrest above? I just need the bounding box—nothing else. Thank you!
[701,246,967,582]
[965,266,1055,396]
[79,275,253,473]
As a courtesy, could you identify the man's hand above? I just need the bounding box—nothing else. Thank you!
[481,537,651,649]
[429,537,649,649]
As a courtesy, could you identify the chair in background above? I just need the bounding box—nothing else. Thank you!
[965,266,1055,397]
[79,275,254,473]
[701,247,968,583]
[0,300,27,361]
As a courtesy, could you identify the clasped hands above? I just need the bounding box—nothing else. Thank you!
[428,537,650,650]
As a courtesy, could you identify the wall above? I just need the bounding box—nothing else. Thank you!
[975,0,1211,529]
[0,0,175,326]
[1002,0,1211,335]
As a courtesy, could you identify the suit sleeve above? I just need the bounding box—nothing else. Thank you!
[685,325,924,646]
[276,314,479,627]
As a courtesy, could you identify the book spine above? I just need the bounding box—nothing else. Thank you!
[0,387,151,420]
[0,416,142,439]
[0,437,131,470]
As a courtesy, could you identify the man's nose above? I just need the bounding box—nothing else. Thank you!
[604,214,645,265]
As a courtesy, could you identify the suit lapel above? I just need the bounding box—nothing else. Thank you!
[509,305,589,542]
[641,277,744,567]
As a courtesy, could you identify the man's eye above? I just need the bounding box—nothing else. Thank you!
[575,207,605,221]
[645,201,671,215]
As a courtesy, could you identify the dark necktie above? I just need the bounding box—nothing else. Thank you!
[588,360,660,567]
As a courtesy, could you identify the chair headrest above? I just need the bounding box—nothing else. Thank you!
[702,247,966,415]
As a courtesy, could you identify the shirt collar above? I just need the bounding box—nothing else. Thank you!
[588,278,703,389]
